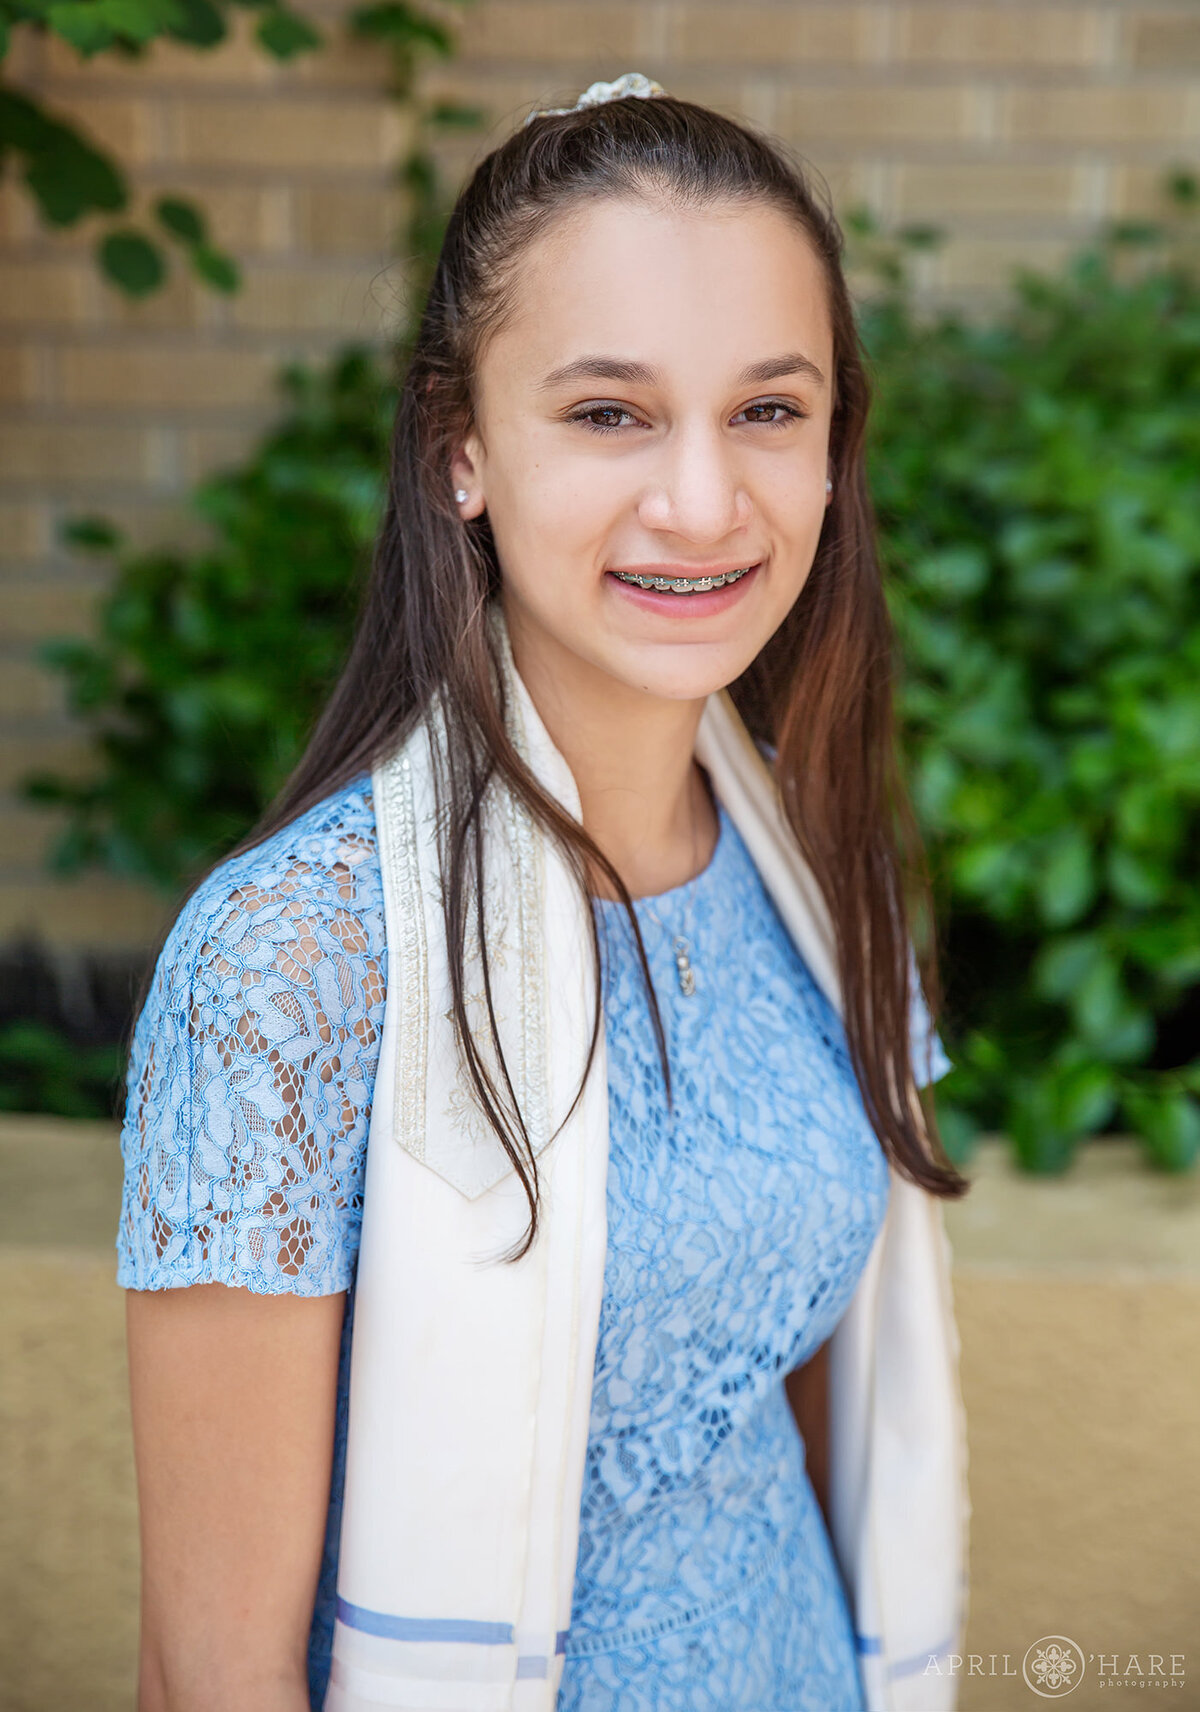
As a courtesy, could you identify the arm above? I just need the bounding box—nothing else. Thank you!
[115,796,384,1708]
[785,1336,831,1531]
[126,1280,346,1712]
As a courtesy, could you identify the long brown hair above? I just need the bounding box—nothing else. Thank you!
[233,91,969,1254]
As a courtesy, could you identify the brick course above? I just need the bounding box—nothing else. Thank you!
[2,0,1198,948]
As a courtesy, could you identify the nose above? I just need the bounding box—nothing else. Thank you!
[636,420,753,545]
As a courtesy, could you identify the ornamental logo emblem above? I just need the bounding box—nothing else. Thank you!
[1023,1635,1087,1696]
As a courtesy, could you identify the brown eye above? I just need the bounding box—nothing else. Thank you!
[580,406,632,431]
[737,401,802,426]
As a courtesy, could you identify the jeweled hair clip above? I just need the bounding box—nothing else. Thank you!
[523,72,667,127]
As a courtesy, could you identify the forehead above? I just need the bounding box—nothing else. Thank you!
[481,195,834,385]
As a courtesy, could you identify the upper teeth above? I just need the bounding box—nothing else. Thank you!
[612,566,754,592]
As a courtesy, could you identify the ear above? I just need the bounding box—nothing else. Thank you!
[449,428,487,519]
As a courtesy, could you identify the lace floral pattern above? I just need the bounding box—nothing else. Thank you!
[116,775,950,1712]
[116,778,386,1296]
[558,803,901,1710]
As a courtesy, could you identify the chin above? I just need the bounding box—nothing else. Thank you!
[602,642,759,706]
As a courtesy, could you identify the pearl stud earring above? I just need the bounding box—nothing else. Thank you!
[454,488,469,504]
[825,478,833,494]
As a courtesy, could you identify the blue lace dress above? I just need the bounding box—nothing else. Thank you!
[116,773,950,1712]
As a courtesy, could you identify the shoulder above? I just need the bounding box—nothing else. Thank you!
[168,773,382,984]
[142,775,384,1035]
[118,775,385,1296]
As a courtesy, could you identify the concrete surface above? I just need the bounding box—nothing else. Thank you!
[1,1118,1198,1710]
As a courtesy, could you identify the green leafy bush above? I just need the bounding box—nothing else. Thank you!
[0,1020,122,1118]
[21,0,460,889]
[860,194,1200,1171]
[23,195,1200,1171]
[27,350,393,886]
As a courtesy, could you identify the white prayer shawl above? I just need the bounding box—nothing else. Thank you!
[324,603,971,1712]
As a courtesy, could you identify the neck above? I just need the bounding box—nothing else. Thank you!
[502,598,719,901]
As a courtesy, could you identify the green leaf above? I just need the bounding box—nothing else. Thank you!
[45,0,118,52]
[154,193,207,244]
[349,0,451,52]
[911,545,989,599]
[254,5,320,57]
[23,128,128,224]
[189,241,240,292]
[61,515,123,552]
[401,148,435,197]
[44,0,187,49]
[0,1021,121,1120]
[1106,218,1164,248]
[1033,934,1104,1003]
[896,222,945,251]
[0,87,57,152]
[1035,828,1096,927]
[952,841,1014,901]
[1051,1059,1115,1135]
[1124,1088,1200,1171]
[842,202,879,239]
[1106,846,1167,909]
[1165,167,1199,208]
[429,99,485,129]
[1071,958,1154,1062]
[165,0,226,44]
[1006,1075,1078,1174]
[100,0,184,42]
[930,1100,979,1163]
[98,228,166,295]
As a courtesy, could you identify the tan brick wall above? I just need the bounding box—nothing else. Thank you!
[2,0,1199,949]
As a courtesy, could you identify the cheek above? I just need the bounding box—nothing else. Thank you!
[763,464,830,557]
[491,436,628,562]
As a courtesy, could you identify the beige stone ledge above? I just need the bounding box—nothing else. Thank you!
[1,1119,1197,1711]
[0,1115,126,1253]
[947,1134,1200,1277]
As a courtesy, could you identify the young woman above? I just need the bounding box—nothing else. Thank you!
[119,76,971,1712]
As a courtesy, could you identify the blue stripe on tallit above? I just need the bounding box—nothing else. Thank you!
[335,1598,513,1646]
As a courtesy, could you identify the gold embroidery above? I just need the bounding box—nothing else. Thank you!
[374,742,430,1165]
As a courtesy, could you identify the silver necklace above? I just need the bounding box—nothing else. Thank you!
[638,774,707,998]
[642,897,697,996]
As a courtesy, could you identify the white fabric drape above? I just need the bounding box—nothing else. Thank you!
[324,602,970,1712]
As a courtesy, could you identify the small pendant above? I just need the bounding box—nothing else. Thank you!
[671,936,696,997]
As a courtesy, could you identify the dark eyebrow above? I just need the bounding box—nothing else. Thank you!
[538,350,827,392]
[736,351,827,388]
[538,356,658,390]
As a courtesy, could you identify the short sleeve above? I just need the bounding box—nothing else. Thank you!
[116,780,386,1297]
[909,955,953,1090]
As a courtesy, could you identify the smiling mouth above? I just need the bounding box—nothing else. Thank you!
[609,564,757,594]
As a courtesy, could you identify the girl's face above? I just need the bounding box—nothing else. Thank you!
[452,195,836,706]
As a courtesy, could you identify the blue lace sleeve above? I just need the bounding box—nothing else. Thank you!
[116,779,386,1297]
